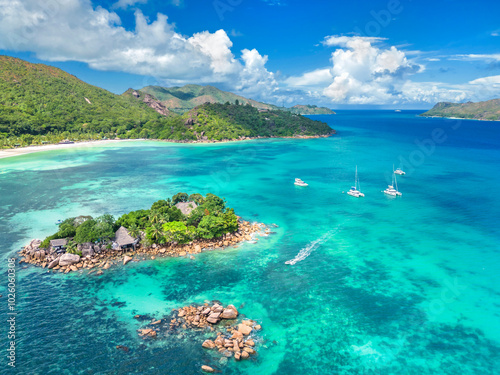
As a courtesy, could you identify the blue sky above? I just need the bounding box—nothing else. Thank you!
[0,0,499,108]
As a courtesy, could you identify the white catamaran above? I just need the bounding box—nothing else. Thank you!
[347,166,365,197]
[383,170,402,196]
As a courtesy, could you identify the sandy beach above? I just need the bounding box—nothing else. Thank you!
[0,134,333,160]
[0,139,141,160]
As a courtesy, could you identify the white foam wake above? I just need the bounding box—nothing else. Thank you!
[285,230,334,265]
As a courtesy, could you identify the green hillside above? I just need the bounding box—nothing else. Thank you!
[420,99,500,121]
[288,104,335,115]
[181,102,334,141]
[0,56,334,148]
[135,84,276,114]
[127,84,335,115]
[0,55,179,146]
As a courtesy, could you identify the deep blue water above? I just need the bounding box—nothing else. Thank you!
[0,110,499,374]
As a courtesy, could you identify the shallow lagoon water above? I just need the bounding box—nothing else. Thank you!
[1,111,499,374]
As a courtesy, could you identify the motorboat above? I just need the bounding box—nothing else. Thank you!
[294,178,308,187]
[394,168,406,175]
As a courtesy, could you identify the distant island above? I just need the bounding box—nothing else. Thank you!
[420,99,500,121]
[20,192,267,274]
[124,84,335,115]
[0,56,335,148]
[286,104,335,115]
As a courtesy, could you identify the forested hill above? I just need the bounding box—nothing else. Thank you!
[287,105,335,115]
[132,84,275,114]
[125,84,335,115]
[420,99,500,121]
[182,103,334,140]
[0,56,334,148]
[0,55,164,141]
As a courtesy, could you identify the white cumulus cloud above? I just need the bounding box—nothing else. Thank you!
[284,68,332,87]
[469,75,500,85]
[322,35,423,104]
[0,0,277,100]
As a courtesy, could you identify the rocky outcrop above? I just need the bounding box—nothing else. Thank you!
[143,94,170,116]
[123,256,132,265]
[237,323,252,336]
[47,257,59,269]
[59,253,80,266]
[221,306,238,319]
[137,301,261,371]
[202,340,215,349]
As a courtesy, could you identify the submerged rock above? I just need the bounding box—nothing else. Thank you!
[202,340,215,349]
[137,301,262,369]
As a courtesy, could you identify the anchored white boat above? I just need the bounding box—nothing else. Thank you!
[347,166,365,197]
[384,172,402,196]
[294,178,308,187]
[394,167,406,175]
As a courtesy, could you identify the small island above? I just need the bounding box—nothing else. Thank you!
[286,104,335,115]
[420,99,500,121]
[19,193,268,274]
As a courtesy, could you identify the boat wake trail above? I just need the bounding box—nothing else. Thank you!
[285,230,334,265]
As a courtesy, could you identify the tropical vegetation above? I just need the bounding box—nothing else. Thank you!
[40,193,239,249]
[182,102,334,140]
[0,56,334,148]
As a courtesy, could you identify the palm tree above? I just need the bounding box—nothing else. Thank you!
[66,240,78,254]
[149,210,160,224]
[128,224,140,239]
[149,223,164,244]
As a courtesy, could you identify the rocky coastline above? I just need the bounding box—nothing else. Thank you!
[18,220,269,275]
[136,301,262,373]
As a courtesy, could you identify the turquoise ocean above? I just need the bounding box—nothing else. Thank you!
[0,110,499,374]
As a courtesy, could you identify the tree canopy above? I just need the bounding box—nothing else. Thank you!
[40,192,240,248]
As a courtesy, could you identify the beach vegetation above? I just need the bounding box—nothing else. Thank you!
[40,192,239,248]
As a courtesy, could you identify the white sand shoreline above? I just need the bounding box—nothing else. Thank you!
[0,134,333,160]
[0,139,141,160]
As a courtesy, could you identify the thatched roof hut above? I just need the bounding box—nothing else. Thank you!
[175,201,198,216]
[50,238,67,248]
[115,226,136,249]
